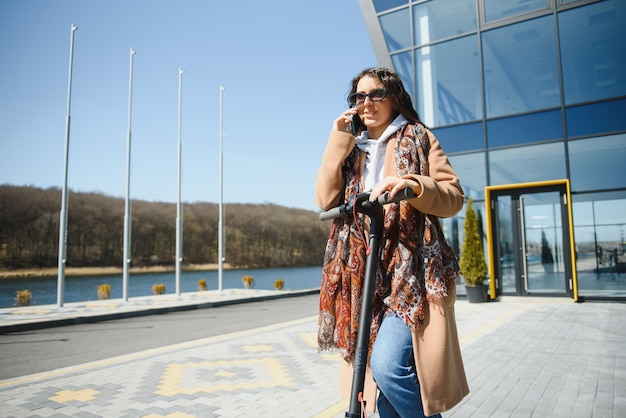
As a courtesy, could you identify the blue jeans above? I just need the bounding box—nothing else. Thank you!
[370,313,441,418]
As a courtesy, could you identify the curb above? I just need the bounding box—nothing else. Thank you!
[0,288,320,334]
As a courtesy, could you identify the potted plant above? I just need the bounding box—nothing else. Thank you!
[97,284,112,300]
[242,275,254,289]
[14,289,32,306]
[152,283,166,295]
[460,198,488,303]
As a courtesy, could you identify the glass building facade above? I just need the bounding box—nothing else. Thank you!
[359,0,626,300]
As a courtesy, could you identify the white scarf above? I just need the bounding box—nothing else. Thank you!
[354,115,409,191]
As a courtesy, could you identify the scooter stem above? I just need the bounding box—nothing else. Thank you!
[346,202,384,418]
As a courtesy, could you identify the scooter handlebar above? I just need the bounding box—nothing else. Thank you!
[319,187,415,221]
[375,186,415,205]
[318,205,346,221]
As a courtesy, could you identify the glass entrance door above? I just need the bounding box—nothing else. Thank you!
[488,182,576,298]
[520,191,565,294]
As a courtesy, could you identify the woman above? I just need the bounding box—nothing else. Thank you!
[315,68,469,417]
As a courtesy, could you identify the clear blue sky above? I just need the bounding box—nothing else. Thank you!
[0,1,377,211]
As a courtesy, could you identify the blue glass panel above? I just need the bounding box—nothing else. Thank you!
[448,152,487,200]
[572,192,626,298]
[379,8,411,52]
[391,51,415,108]
[415,35,481,127]
[568,133,626,192]
[486,110,563,148]
[440,216,463,260]
[484,0,548,23]
[488,142,566,186]
[413,0,477,47]
[566,98,626,138]
[432,122,483,153]
[482,15,560,118]
[559,0,626,104]
[593,197,626,226]
[373,0,407,13]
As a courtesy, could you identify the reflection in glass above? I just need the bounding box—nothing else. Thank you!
[373,0,407,13]
[521,192,564,294]
[488,142,565,186]
[566,99,626,138]
[432,122,483,153]
[448,152,486,200]
[484,0,548,23]
[391,51,415,107]
[483,16,560,118]
[496,195,516,293]
[558,0,626,105]
[486,110,562,148]
[594,199,626,226]
[443,212,462,296]
[413,0,476,47]
[572,195,626,297]
[379,8,411,52]
[415,35,480,127]
[568,134,626,192]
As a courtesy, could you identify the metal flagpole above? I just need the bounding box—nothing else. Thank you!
[218,85,224,293]
[57,24,77,308]
[175,68,184,295]
[122,48,136,302]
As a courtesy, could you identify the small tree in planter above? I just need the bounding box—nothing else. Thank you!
[97,284,112,300]
[460,198,488,302]
[15,289,32,306]
[242,275,254,289]
[152,283,166,295]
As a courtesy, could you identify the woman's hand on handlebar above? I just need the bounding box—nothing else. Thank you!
[369,176,421,203]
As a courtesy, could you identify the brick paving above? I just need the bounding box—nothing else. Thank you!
[0,291,624,417]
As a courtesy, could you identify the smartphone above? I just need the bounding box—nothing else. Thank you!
[350,108,363,136]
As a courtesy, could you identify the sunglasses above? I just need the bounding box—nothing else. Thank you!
[348,88,387,106]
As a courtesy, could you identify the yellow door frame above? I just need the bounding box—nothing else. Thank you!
[484,179,579,301]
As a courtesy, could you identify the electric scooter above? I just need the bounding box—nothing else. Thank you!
[319,187,415,418]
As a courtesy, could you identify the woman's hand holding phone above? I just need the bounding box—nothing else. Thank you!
[350,109,363,136]
[333,106,360,136]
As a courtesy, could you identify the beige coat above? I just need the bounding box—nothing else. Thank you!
[315,128,469,416]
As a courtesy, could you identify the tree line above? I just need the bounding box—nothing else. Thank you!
[0,185,331,270]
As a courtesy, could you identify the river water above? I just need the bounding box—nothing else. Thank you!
[0,266,322,308]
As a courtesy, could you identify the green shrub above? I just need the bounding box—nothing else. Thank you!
[460,198,487,286]
[242,275,254,289]
[15,289,32,306]
[97,284,112,300]
[152,283,166,295]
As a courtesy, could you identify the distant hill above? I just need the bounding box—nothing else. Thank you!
[0,185,330,270]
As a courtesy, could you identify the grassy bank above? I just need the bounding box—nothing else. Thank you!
[0,263,232,280]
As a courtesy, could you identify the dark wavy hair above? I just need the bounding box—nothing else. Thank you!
[347,67,422,133]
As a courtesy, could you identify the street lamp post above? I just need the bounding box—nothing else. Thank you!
[175,68,184,295]
[122,48,136,301]
[218,85,225,293]
[57,24,77,308]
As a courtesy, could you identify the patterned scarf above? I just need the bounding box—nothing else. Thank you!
[318,123,460,362]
